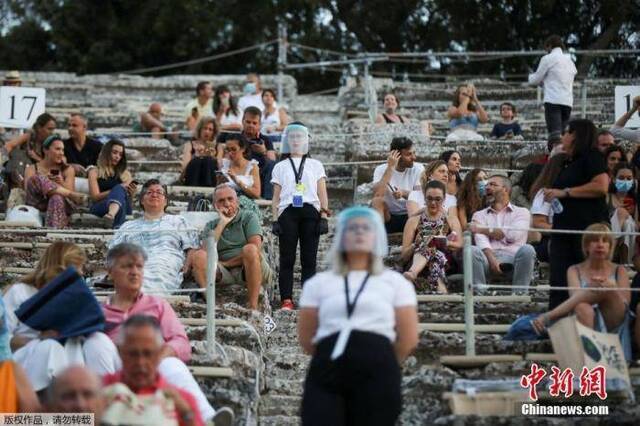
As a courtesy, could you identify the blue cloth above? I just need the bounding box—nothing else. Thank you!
[490,122,523,138]
[0,296,11,361]
[14,267,105,340]
[89,184,132,228]
[503,313,546,341]
[449,113,479,130]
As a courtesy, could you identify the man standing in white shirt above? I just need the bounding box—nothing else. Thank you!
[371,137,424,233]
[528,35,577,142]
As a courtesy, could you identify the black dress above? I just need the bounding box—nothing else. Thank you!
[183,141,217,187]
[548,149,608,309]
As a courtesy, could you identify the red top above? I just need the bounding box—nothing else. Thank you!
[103,371,204,426]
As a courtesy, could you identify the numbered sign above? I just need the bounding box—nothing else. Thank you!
[0,86,46,129]
[615,86,640,128]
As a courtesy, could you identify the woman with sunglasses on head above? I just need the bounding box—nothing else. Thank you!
[401,180,463,293]
[88,139,135,228]
[407,160,457,217]
[298,206,418,426]
[271,123,330,310]
[23,135,86,228]
[217,134,260,199]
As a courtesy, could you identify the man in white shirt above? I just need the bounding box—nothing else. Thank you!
[528,35,577,142]
[371,137,424,233]
[610,95,640,143]
[469,175,535,293]
[184,81,214,130]
[238,73,265,112]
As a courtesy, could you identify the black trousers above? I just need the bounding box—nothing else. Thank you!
[302,331,402,426]
[549,234,583,310]
[278,204,321,300]
[544,103,572,141]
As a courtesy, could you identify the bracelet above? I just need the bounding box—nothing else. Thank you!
[320,208,332,216]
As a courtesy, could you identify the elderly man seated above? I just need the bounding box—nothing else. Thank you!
[101,244,233,425]
[194,184,272,310]
[134,102,172,140]
[109,179,204,292]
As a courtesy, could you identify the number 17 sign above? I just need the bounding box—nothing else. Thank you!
[615,86,640,128]
[0,86,46,129]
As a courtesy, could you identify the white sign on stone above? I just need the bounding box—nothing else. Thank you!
[0,86,46,129]
[615,86,640,128]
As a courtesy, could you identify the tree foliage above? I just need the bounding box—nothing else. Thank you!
[0,0,638,91]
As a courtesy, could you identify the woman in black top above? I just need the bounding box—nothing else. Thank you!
[88,140,135,228]
[180,117,218,186]
[542,119,609,309]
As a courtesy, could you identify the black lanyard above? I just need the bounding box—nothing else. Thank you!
[289,156,306,184]
[344,273,370,318]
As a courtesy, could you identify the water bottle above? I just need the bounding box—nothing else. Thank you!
[550,198,563,214]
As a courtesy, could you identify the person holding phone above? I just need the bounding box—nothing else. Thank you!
[372,137,424,233]
[24,135,86,228]
[606,162,637,264]
[181,117,219,187]
[88,140,135,228]
[400,180,463,293]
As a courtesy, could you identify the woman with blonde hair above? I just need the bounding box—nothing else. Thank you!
[445,83,488,142]
[181,116,219,186]
[88,139,135,228]
[532,223,633,361]
[2,242,120,392]
[298,206,418,425]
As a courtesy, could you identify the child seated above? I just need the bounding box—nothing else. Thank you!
[490,102,523,140]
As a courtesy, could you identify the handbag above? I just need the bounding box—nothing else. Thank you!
[14,266,105,340]
[6,204,43,227]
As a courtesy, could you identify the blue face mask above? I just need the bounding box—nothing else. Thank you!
[477,180,488,196]
[615,179,633,193]
[243,82,257,95]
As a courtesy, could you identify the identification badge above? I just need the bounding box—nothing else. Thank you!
[292,183,304,207]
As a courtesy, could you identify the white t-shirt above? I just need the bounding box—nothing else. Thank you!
[408,190,457,211]
[531,189,553,224]
[221,158,258,191]
[372,163,424,215]
[261,109,281,134]
[299,269,417,343]
[184,98,213,120]
[271,157,326,215]
[3,283,39,340]
[238,93,265,112]
[219,111,242,127]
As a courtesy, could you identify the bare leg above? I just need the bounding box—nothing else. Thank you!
[106,202,120,219]
[242,244,262,310]
[371,196,390,223]
[574,302,595,328]
[191,249,208,290]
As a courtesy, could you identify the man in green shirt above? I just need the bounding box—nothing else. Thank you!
[200,184,271,310]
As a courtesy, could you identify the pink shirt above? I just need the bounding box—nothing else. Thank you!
[102,293,191,362]
[471,203,531,256]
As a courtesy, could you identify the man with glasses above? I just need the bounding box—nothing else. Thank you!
[109,179,203,293]
[469,175,536,293]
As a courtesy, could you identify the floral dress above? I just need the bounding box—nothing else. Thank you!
[413,211,450,292]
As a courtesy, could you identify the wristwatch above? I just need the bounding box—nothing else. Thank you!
[563,187,571,197]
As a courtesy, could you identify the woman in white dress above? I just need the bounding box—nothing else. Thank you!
[3,242,120,392]
[261,89,288,134]
[298,206,419,425]
[218,134,261,200]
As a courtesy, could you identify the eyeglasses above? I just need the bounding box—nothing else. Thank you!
[426,196,443,203]
[345,223,372,233]
[145,190,166,197]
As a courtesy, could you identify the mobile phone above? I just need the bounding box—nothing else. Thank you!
[432,236,447,250]
[50,169,60,176]
[130,180,140,186]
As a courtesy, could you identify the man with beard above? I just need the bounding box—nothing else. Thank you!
[371,137,424,233]
[469,175,536,293]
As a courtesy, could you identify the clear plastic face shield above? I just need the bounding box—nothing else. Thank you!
[330,206,388,258]
[281,124,310,155]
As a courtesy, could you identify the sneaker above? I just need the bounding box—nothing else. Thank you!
[281,299,295,310]
[212,406,234,426]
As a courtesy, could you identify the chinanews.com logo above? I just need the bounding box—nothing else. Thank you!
[519,363,609,416]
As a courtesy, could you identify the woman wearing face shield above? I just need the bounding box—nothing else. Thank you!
[298,206,419,425]
[271,123,330,310]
